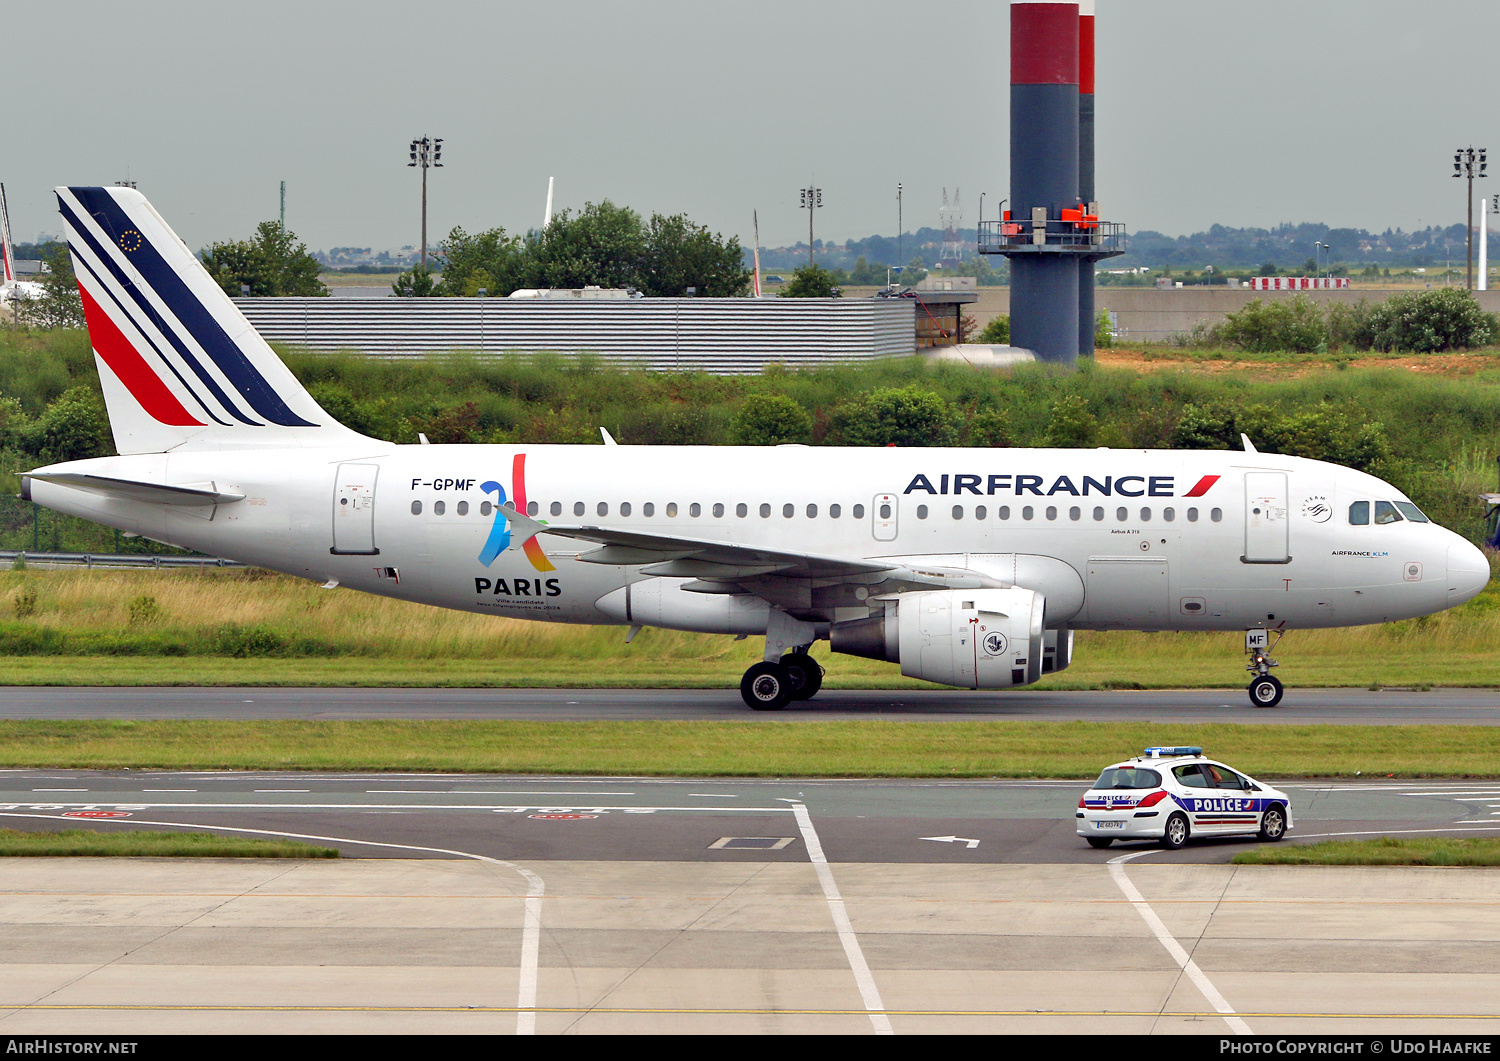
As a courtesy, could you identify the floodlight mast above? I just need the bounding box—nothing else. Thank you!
[1454,146,1487,291]
[799,185,822,266]
[408,136,444,270]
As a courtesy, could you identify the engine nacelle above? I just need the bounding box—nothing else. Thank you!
[831,588,1045,689]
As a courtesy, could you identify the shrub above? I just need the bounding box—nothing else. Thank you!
[127,595,161,625]
[1366,288,1493,352]
[1094,310,1114,348]
[966,408,1015,448]
[731,394,812,445]
[830,387,957,447]
[213,624,288,657]
[11,583,36,619]
[1043,395,1100,447]
[23,388,112,462]
[779,264,842,298]
[1211,295,1327,352]
[977,315,1010,345]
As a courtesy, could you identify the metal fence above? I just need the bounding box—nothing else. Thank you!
[235,297,917,374]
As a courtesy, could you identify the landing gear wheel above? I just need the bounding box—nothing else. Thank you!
[1160,812,1190,850]
[1086,837,1113,849]
[781,652,823,701]
[1248,675,1284,708]
[741,662,793,711]
[1258,804,1288,842]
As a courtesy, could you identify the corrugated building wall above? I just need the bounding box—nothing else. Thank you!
[234,297,916,374]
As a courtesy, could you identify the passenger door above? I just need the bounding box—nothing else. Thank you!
[872,493,898,542]
[331,462,379,555]
[1244,471,1289,563]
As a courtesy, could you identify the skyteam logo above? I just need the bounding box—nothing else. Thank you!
[478,453,555,572]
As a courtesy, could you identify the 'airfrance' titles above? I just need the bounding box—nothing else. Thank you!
[903,473,1220,498]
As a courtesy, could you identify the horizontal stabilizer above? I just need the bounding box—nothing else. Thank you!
[22,472,244,507]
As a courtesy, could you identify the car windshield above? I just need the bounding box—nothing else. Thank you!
[1093,766,1162,789]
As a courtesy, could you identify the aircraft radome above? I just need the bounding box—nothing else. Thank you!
[22,186,1491,709]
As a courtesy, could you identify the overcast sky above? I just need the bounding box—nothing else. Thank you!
[5,1,1494,254]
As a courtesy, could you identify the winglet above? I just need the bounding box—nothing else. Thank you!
[1241,432,1258,453]
[600,427,618,446]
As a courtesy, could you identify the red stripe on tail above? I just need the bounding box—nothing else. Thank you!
[78,283,202,426]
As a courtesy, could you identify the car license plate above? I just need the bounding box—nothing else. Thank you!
[1095,821,1125,830]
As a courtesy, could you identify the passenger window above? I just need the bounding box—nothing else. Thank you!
[1163,507,1175,522]
[1187,507,1199,522]
[666,503,678,517]
[481,501,492,516]
[830,504,841,518]
[853,504,865,518]
[1348,501,1369,525]
[879,503,891,518]
[1045,506,1057,520]
[783,503,794,518]
[976,505,987,520]
[807,504,817,518]
[458,501,469,516]
[574,502,585,517]
[999,506,1011,520]
[434,500,445,516]
[597,502,609,517]
[1069,506,1080,521]
[1173,765,1212,789]
[759,503,771,518]
[1140,507,1151,521]
[917,505,929,519]
[1022,506,1034,520]
[712,503,723,517]
[410,500,422,515]
[1092,506,1104,521]
[527,501,539,516]
[620,502,632,516]
[1210,508,1223,522]
[736,503,747,518]
[550,501,562,517]
[642,502,655,517]
[1116,507,1128,521]
[1374,501,1404,525]
[951,505,963,520]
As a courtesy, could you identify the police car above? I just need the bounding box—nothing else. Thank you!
[1076,747,1293,850]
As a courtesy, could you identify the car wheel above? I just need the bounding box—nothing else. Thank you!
[1086,837,1113,849]
[1258,804,1287,842]
[1160,812,1189,850]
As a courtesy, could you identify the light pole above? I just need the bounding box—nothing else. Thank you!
[408,136,444,270]
[1315,241,1328,279]
[1453,147,1488,291]
[897,182,903,270]
[799,185,822,266]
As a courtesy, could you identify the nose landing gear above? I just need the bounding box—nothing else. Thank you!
[1245,628,1285,707]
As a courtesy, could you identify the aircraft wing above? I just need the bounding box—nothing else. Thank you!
[500,503,991,589]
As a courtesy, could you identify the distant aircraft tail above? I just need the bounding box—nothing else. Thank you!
[1,184,15,284]
[56,185,366,454]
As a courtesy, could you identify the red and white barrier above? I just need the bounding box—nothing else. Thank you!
[1250,277,1349,290]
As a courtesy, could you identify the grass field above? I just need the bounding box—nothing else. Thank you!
[3,719,1498,777]
[1234,837,1500,866]
[1,563,1496,691]
[0,828,337,858]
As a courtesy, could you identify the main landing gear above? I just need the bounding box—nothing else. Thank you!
[1245,628,1285,708]
[740,648,824,710]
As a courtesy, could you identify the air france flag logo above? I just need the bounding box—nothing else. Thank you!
[478,453,555,572]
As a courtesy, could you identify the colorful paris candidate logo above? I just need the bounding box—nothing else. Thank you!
[478,453,555,572]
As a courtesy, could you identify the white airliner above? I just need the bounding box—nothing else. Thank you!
[0,184,46,309]
[23,186,1492,709]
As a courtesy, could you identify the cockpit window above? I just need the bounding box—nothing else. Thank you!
[1348,501,1369,525]
[1374,501,1404,525]
[1394,502,1430,523]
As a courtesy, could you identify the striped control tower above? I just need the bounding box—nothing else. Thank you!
[979,0,1124,363]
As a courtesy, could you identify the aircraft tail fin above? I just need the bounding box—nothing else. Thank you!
[1,184,15,284]
[56,185,367,454]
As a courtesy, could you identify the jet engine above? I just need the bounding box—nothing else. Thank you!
[830,587,1045,689]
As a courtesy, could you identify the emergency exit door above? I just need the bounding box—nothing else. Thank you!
[331,463,380,555]
[872,493,898,541]
[1243,471,1289,563]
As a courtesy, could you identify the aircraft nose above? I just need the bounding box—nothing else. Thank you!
[1447,538,1491,608]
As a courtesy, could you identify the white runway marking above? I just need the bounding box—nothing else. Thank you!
[0,811,547,1036]
[784,799,892,1036]
[1108,850,1251,1035]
